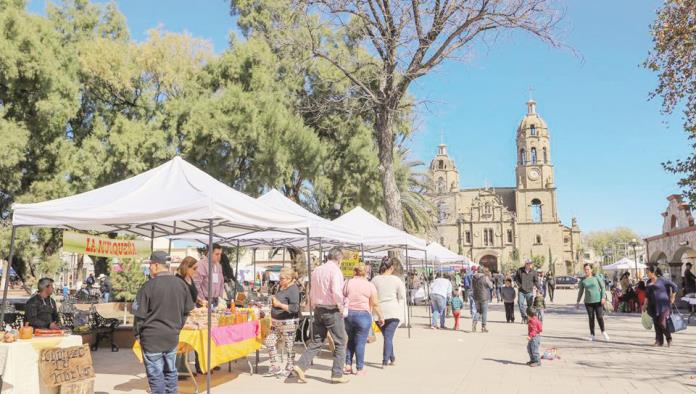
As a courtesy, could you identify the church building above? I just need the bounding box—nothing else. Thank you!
[427,99,582,275]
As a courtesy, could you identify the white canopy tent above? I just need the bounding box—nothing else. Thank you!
[4,156,310,393]
[409,242,470,265]
[602,257,647,271]
[170,189,362,249]
[332,207,426,252]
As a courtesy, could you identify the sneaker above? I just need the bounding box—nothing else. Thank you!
[331,376,350,384]
[481,327,489,333]
[587,335,595,342]
[292,366,306,383]
[602,331,610,341]
[529,362,541,367]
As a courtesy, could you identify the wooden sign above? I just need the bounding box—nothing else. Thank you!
[39,344,95,387]
[60,379,94,394]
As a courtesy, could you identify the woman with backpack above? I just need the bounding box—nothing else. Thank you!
[576,263,610,342]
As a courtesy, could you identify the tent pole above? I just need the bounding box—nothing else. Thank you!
[0,226,17,325]
[150,224,155,251]
[253,249,257,291]
[206,220,213,394]
[360,244,365,263]
[234,240,240,302]
[319,240,323,263]
[425,249,430,320]
[282,248,286,268]
[168,221,176,256]
[305,228,312,337]
[405,246,411,339]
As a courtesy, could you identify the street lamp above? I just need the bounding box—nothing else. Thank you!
[629,238,639,281]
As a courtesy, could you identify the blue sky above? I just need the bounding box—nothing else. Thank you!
[28,0,690,236]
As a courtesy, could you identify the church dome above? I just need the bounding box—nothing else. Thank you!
[517,99,548,136]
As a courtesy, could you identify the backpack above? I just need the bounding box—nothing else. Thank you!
[462,274,472,289]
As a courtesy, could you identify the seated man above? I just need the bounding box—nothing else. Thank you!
[25,277,60,329]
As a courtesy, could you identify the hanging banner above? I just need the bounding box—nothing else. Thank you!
[63,231,150,259]
[340,251,361,278]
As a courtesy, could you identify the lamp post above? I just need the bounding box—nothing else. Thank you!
[629,238,639,281]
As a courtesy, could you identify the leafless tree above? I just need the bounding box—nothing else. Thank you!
[293,0,563,229]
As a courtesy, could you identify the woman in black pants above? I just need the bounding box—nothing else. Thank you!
[576,263,610,342]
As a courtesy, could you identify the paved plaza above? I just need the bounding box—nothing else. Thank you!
[93,289,696,394]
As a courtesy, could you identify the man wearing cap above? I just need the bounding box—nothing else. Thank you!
[99,274,112,303]
[133,251,194,394]
[194,243,224,308]
[514,259,540,324]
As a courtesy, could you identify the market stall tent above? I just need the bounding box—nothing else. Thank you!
[332,207,426,252]
[602,257,647,271]
[5,156,310,394]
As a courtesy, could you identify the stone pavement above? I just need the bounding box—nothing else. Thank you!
[92,289,696,393]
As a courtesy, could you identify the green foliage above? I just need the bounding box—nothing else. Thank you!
[531,255,545,271]
[583,227,640,259]
[112,258,146,301]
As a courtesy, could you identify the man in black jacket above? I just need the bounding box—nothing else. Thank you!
[25,278,60,329]
[134,251,194,394]
[514,259,540,324]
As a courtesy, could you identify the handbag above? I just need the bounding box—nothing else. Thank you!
[667,305,687,333]
[640,311,653,330]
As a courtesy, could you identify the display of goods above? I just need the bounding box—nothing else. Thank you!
[72,325,91,334]
[19,323,33,339]
[34,329,66,337]
[3,332,16,343]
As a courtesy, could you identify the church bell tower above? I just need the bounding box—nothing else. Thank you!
[430,144,459,194]
[515,99,558,223]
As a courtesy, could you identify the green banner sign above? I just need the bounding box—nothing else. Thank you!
[63,231,151,259]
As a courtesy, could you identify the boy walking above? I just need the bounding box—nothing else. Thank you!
[501,278,516,323]
[526,309,542,367]
[449,290,464,330]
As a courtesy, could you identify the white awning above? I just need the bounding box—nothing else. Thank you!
[332,207,426,251]
[11,157,310,238]
[602,257,647,271]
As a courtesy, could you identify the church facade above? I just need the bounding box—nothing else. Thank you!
[426,100,582,275]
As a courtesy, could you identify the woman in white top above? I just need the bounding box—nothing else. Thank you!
[371,257,407,367]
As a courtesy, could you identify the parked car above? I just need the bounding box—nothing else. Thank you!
[554,275,579,289]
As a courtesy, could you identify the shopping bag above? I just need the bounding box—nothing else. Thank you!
[668,306,687,333]
[641,311,653,330]
[372,321,381,334]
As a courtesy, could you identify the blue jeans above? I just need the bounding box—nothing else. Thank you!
[143,348,178,394]
[103,292,110,303]
[518,291,534,320]
[431,295,447,328]
[379,318,399,365]
[495,286,503,302]
[527,335,541,363]
[474,300,489,326]
[468,293,478,321]
[345,310,372,370]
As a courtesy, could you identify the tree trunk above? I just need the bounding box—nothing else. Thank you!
[375,108,404,230]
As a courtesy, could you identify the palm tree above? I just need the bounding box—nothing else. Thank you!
[394,143,434,235]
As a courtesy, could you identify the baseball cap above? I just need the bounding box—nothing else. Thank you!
[148,251,170,264]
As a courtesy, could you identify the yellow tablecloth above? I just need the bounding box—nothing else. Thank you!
[0,335,84,394]
[133,324,265,373]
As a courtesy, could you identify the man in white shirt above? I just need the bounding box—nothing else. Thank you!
[429,273,452,329]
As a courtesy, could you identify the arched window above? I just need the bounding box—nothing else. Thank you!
[531,148,537,164]
[520,148,526,165]
[531,199,542,223]
[437,177,445,193]
[542,147,547,163]
[530,125,537,136]
[671,215,678,229]
[438,160,444,169]
[484,202,491,214]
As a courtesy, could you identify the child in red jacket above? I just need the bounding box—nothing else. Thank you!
[527,309,543,367]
